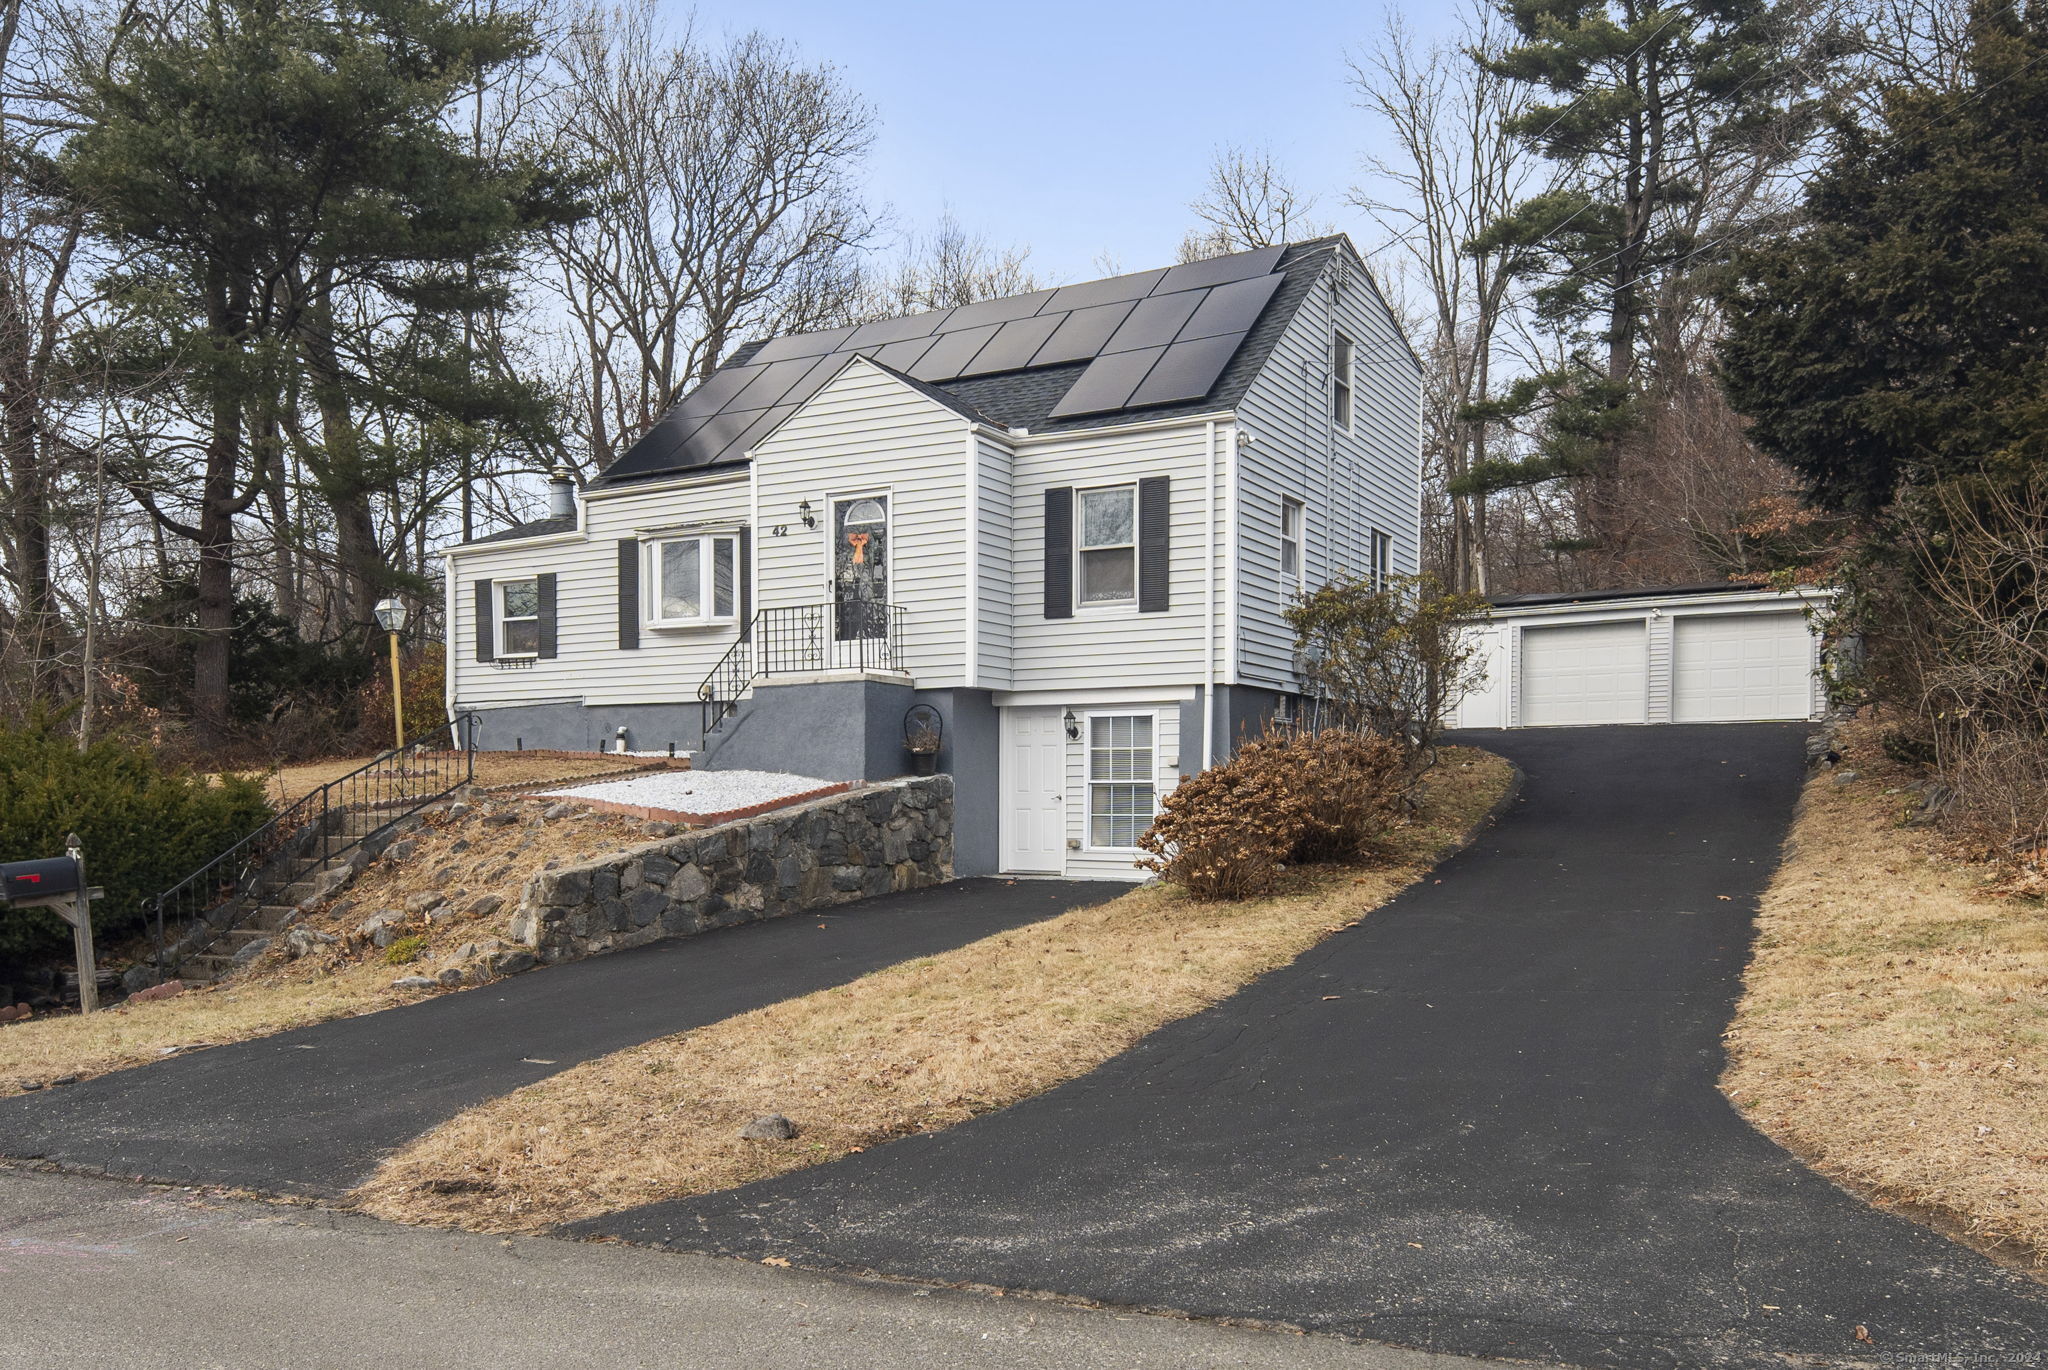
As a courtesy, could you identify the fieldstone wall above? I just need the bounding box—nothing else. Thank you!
[506,775,953,964]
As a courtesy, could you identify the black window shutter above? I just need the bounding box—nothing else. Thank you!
[1138,476,1170,613]
[617,539,640,650]
[537,572,559,659]
[474,579,494,662]
[737,527,753,634]
[1044,487,1074,619]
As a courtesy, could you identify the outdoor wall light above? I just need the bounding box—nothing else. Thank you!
[797,499,817,529]
[1063,708,1080,741]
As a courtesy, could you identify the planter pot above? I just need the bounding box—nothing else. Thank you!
[907,750,938,776]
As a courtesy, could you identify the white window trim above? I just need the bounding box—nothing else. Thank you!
[1074,482,1138,614]
[1333,332,1355,432]
[644,532,740,629]
[1370,528,1391,591]
[495,577,540,659]
[1281,496,1306,596]
[1080,707,1161,854]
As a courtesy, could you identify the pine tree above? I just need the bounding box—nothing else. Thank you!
[1718,2,2048,513]
[56,0,575,743]
[1468,0,1829,562]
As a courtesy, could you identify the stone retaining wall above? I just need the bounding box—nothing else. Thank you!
[507,775,953,964]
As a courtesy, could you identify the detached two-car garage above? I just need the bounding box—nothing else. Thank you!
[1454,586,1827,730]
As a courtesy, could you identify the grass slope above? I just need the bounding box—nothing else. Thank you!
[355,748,1513,1234]
[1723,720,2048,1274]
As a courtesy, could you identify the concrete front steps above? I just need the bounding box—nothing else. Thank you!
[169,807,402,987]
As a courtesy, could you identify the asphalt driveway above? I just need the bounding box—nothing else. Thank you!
[0,878,1125,1196]
[573,726,2048,1369]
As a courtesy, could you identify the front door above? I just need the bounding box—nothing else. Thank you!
[832,495,888,642]
[1002,706,1068,874]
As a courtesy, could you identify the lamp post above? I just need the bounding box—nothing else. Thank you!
[373,597,409,750]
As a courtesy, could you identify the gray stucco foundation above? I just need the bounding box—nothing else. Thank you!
[457,700,706,757]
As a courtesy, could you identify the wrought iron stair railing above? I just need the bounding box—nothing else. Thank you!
[698,603,906,736]
[146,712,478,973]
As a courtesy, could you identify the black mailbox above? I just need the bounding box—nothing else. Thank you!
[0,857,81,904]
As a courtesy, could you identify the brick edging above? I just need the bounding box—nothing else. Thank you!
[564,781,852,827]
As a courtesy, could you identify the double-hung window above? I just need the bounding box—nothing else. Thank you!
[1370,529,1392,590]
[1332,332,1354,430]
[1281,497,1305,595]
[1087,714,1156,850]
[496,578,541,658]
[1077,484,1136,607]
[647,534,738,627]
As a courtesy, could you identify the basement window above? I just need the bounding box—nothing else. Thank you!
[1087,713,1156,850]
[648,534,738,627]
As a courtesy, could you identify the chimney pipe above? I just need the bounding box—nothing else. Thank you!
[547,465,575,519]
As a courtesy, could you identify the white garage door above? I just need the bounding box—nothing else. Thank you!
[1519,621,1647,726]
[1673,612,1814,722]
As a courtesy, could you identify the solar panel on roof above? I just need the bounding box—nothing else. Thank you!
[1043,268,1168,314]
[937,289,1057,331]
[1151,244,1285,296]
[872,335,939,372]
[1175,273,1284,343]
[1125,331,1246,408]
[1045,345,1166,418]
[672,364,760,419]
[724,356,823,412]
[1029,300,1137,366]
[743,324,859,366]
[1100,289,1204,355]
[907,323,1003,381]
[847,309,953,349]
[960,313,1063,377]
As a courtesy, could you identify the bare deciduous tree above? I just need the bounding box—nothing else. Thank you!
[541,3,878,472]
[857,211,1041,317]
[1178,144,1329,263]
[1349,4,1549,593]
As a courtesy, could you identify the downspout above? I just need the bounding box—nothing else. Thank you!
[441,549,458,741]
[1202,419,1217,771]
[963,428,978,690]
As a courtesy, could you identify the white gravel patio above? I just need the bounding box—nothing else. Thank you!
[538,768,838,816]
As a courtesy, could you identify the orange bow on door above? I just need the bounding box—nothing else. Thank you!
[847,531,871,564]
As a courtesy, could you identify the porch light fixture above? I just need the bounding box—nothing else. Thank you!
[373,597,409,750]
[1063,708,1080,741]
[797,499,817,529]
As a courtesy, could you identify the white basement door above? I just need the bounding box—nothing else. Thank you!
[1519,621,1648,726]
[1672,612,1814,722]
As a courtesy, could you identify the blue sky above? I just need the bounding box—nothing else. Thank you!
[660,0,1467,283]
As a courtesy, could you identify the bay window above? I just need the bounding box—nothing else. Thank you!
[647,534,738,627]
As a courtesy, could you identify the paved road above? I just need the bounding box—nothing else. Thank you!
[0,879,1125,1196]
[575,726,2048,1369]
[0,1166,1511,1370]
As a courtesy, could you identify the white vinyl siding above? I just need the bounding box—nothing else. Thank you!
[974,431,1015,689]
[1009,421,1222,692]
[1234,248,1421,691]
[751,360,972,687]
[448,470,751,709]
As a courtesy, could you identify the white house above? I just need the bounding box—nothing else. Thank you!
[441,238,1423,878]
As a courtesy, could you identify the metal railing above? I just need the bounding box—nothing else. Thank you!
[146,712,478,972]
[699,603,907,735]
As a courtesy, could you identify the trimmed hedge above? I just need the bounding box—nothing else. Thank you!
[0,717,272,961]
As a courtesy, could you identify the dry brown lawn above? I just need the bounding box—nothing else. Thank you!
[354,748,1513,1234]
[0,795,659,1089]
[233,751,672,807]
[1723,718,2048,1273]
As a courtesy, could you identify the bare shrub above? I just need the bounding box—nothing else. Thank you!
[1139,730,1407,899]
[1285,573,1490,760]
[1945,731,2048,863]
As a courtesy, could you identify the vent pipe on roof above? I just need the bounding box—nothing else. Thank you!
[547,465,576,519]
